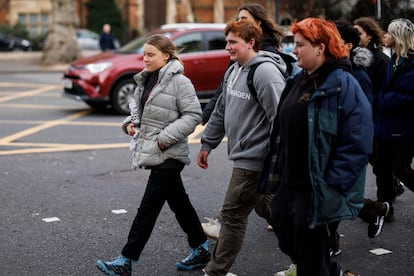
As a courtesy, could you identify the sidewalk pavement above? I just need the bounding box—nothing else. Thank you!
[0,50,98,73]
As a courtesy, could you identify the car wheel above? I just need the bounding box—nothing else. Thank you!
[112,78,136,115]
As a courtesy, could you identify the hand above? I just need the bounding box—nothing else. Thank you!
[157,140,166,151]
[197,150,209,169]
[126,123,136,136]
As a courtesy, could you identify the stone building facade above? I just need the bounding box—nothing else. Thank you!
[0,0,291,37]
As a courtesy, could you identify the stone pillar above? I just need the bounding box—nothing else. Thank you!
[176,0,188,22]
[182,0,194,22]
[137,0,144,34]
[214,0,224,23]
[42,0,81,65]
[166,0,176,24]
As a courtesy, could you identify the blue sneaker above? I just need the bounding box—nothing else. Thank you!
[96,255,136,276]
[176,240,211,271]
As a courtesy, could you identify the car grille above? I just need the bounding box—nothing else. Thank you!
[64,84,87,97]
[63,74,81,80]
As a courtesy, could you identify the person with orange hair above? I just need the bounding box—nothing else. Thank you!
[268,18,373,276]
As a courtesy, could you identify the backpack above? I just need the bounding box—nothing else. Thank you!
[243,56,299,194]
[246,53,300,101]
[249,62,281,193]
[247,61,281,194]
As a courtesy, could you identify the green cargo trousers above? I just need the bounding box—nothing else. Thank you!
[204,168,272,276]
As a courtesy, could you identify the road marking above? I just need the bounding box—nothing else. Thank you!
[0,85,59,103]
[111,209,128,214]
[189,124,227,144]
[0,108,131,155]
[0,81,225,156]
[189,124,204,144]
[0,103,82,110]
[0,110,91,144]
[42,217,61,223]
[0,121,221,156]
[0,119,121,127]
[0,143,129,156]
[0,124,216,156]
[0,82,48,88]
[370,248,392,255]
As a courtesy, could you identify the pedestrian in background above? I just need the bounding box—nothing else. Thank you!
[198,20,286,276]
[335,19,373,104]
[270,18,373,276]
[359,18,414,238]
[353,16,405,226]
[96,34,210,276]
[375,17,414,193]
[353,17,390,111]
[99,23,117,52]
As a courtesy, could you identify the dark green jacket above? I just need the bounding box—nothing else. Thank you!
[307,68,373,228]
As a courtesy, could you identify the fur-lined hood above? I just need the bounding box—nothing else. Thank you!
[352,47,373,69]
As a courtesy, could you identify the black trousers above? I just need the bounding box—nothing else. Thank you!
[122,164,207,260]
[271,185,342,276]
[372,140,414,201]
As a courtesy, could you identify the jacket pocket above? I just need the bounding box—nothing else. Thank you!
[139,138,164,167]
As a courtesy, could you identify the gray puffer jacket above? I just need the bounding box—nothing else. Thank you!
[122,59,202,168]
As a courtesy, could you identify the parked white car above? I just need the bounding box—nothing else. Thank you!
[76,29,100,50]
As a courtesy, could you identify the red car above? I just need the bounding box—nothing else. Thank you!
[63,23,229,114]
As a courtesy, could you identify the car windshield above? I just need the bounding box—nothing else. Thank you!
[117,32,173,54]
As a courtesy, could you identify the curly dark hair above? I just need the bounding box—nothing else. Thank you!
[238,3,284,49]
[353,17,385,47]
[335,19,361,50]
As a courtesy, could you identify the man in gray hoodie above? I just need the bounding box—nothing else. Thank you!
[197,20,286,276]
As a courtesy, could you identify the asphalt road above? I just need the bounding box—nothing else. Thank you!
[0,71,413,276]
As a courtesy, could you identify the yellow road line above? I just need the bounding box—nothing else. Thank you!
[0,110,91,144]
[0,85,59,103]
[1,142,126,148]
[0,138,208,156]
[0,82,46,88]
[0,124,217,156]
[188,124,227,143]
[0,83,225,156]
[188,124,203,144]
[0,92,23,95]
[0,143,129,156]
[0,92,61,97]
[0,103,85,110]
[0,119,121,127]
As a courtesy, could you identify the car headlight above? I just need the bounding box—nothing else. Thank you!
[21,39,31,47]
[85,62,112,74]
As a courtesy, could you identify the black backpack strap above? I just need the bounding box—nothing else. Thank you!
[277,51,296,77]
[246,62,264,101]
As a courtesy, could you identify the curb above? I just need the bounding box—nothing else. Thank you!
[0,60,69,73]
[0,51,42,61]
[0,50,99,61]
[0,50,99,73]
